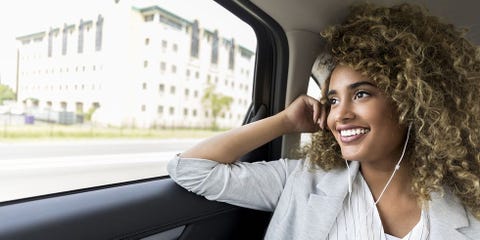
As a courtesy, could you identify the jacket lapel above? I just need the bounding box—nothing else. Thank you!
[302,161,359,240]
[302,161,473,240]
[429,191,470,240]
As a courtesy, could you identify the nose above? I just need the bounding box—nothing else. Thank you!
[333,100,355,123]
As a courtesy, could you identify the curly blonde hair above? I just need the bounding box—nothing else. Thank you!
[304,3,480,218]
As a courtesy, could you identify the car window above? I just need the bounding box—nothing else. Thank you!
[300,75,322,145]
[0,0,256,202]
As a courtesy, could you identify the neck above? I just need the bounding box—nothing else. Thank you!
[360,161,412,201]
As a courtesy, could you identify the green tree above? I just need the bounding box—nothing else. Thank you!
[202,83,233,130]
[0,84,15,105]
[84,106,98,121]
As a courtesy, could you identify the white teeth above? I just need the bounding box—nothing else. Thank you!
[340,128,370,137]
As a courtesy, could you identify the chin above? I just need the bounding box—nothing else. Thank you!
[340,150,364,162]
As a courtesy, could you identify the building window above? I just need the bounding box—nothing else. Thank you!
[184,89,189,96]
[78,19,84,53]
[48,29,53,57]
[170,86,176,94]
[145,38,150,45]
[194,90,198,98]
[144,60,148,68]
[160,62,166,71]
[190,20,199,58]
[144,14,154,22]
[142,82,147,90]
[186,69,190,77]
[169,107,175,115]
[228,38,235,70]
[171,65,177,73]
[62,24,68,55]
[162,40,167,48]
[158,105,163,114]
[75,102,84,114]
[183,108,188,116]
[172,43,178,52]
[195,71,199,79]
[211,30,219,64]
[60,101,67,111]
[159,84,165,92]
[95,15,103,51]
[192,109,197,117]
[141,105,146,112]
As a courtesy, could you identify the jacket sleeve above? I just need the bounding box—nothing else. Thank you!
[167,154,302,212]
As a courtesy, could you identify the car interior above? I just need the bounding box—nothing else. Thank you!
[1,0,478,239]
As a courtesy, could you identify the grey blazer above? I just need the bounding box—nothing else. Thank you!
[168,156,480,240]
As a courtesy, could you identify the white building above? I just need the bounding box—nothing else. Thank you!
[16,1,255,129]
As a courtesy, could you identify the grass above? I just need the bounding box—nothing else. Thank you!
[0,124,221,141]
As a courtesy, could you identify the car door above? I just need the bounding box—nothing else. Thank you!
[0,0,288,239]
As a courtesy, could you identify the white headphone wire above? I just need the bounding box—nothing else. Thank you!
[373,123,412,205]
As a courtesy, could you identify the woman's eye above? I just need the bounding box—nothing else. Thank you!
[354,91,370,100]
[328,98,338,105]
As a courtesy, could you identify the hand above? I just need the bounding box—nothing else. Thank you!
[279,95,327,134]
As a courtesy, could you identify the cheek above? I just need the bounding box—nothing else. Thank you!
[326,113,335,131]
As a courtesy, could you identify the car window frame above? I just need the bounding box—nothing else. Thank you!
[0,1,289,239]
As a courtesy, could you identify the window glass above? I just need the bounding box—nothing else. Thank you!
[301,75,322,145]
[0,0,256,202]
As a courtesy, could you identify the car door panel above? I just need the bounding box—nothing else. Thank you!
[0,178,272,240]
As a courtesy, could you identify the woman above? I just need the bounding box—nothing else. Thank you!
[168,3,480,239]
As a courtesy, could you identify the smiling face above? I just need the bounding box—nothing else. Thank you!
[326,65,406,166]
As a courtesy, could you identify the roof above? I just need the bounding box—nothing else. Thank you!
[16,32,46,41]
[133,5,255,54]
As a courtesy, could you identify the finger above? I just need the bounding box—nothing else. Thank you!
[311,99,320,124]
[317,104,328,130]
[304,95,320,123]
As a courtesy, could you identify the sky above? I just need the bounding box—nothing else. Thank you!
[0,0,256,89]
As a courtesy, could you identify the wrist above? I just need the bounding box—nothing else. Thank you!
[273,112,294,135]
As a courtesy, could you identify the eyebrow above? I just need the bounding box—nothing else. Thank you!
[327,81,376,97]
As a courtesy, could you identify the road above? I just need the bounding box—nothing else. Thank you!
[0,139,202,202]
[0,138,200,160]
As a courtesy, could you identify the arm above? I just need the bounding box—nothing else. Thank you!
[180,95,326,163]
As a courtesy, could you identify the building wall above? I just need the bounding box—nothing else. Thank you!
[16,1,255,129]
